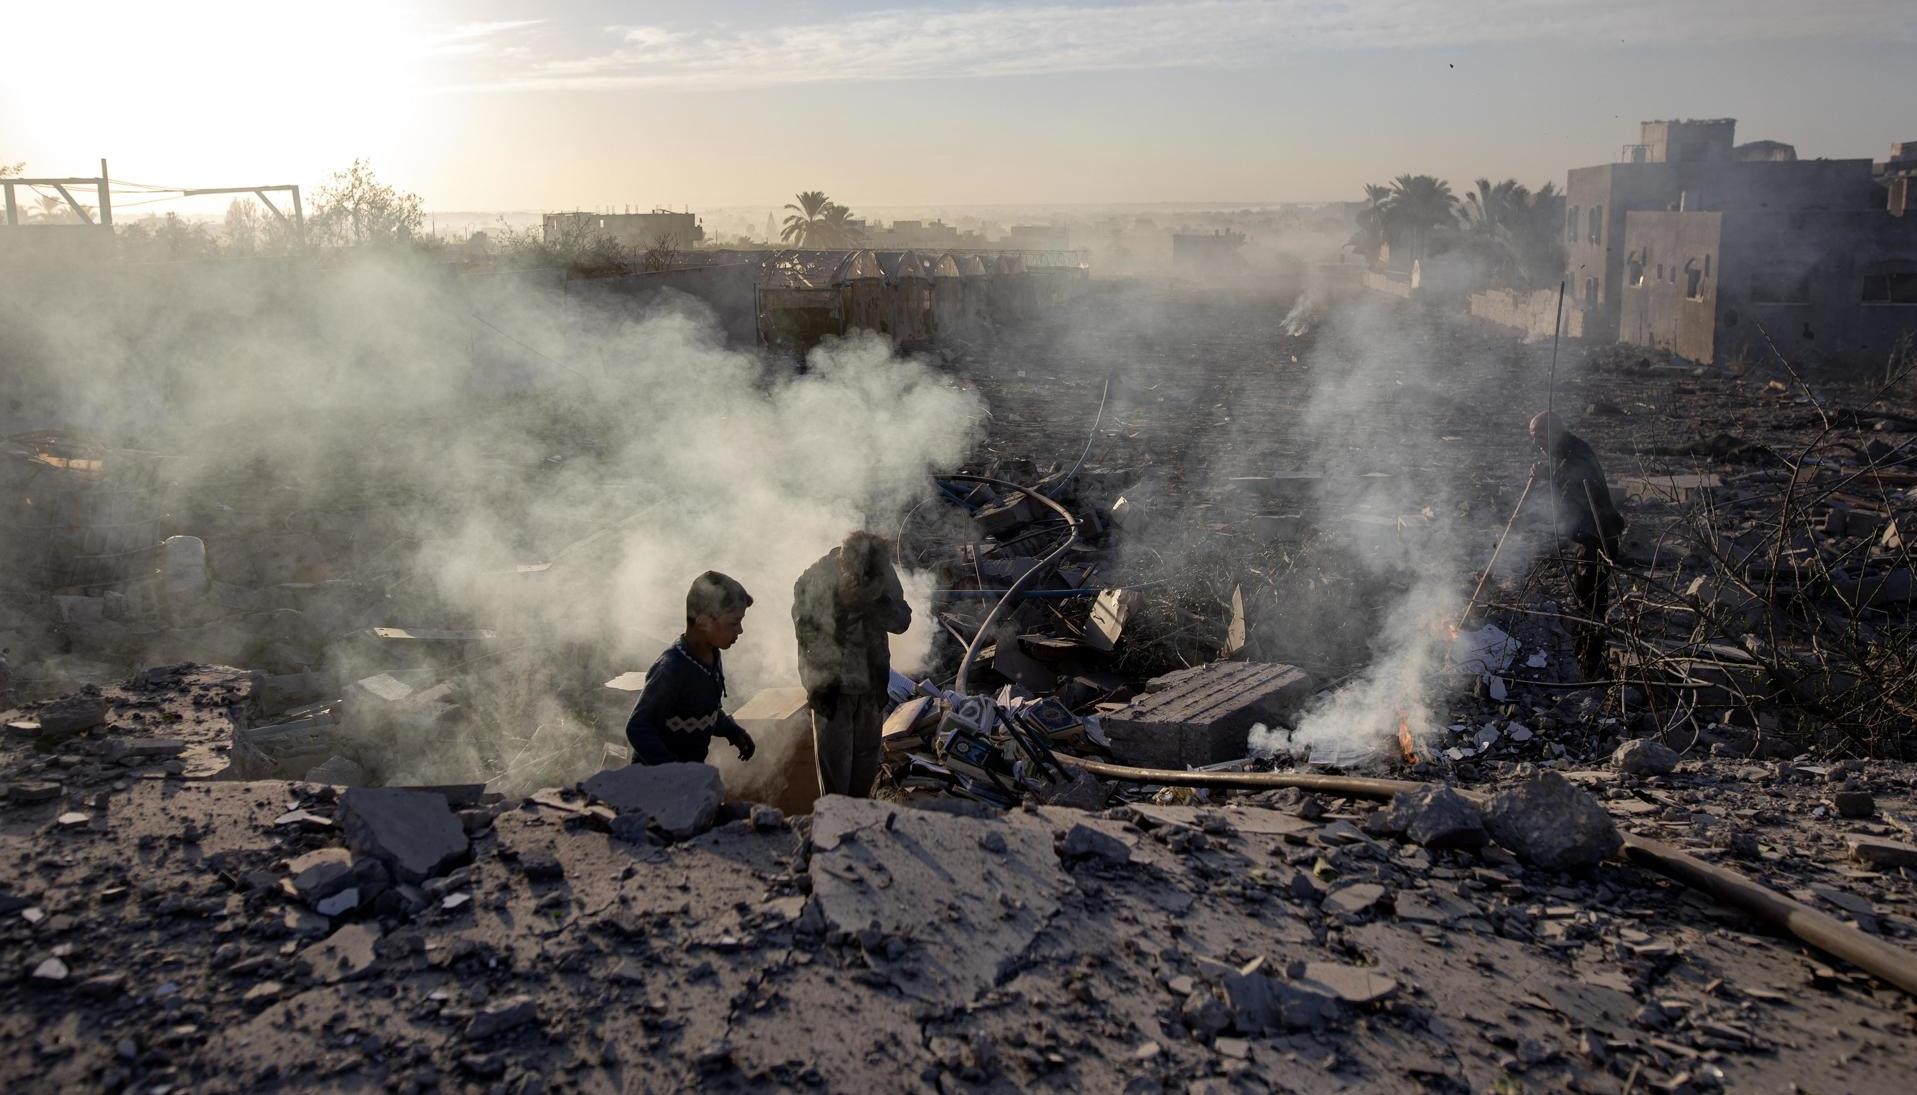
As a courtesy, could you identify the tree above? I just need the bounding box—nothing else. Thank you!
[310,159,424,247]
[1382,174,1456,264]
[816,203,860,248]
[224,198,262,253]
[1350,183,1392,263]
[29,192,94,224]
[0,163,22,179]
[781,191,831,246]
[1460,177,1565,289]
[641,232,679,272]
[116,213,220,261]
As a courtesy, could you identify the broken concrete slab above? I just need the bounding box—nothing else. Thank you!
[298,922,380,984]
[466,995,537,1040]
[1847,835,1917,870]
[1297,962,1400,1006]
[1059,821,1133,865]
[1220,967,1342,1033]
[287,848,355,904]
[337,788,468,884]
[1099,662,1314,769]
[807,796,1067,1002]
[581,762,724,840]
[37,690,109,737]
[303,755,368,786]
[1323,882,1387,917]
[1484,768,1622,872]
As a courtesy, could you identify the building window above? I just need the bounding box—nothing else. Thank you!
[1627,251,1646,287]
[1584,276,1598,309]
[1685,259,1705,301]
[1862,263,1917,304]
[1655,263,1665,283]
[1567,206,1579,243]
[1588,205,1603,245]
[1751,262,1814,305]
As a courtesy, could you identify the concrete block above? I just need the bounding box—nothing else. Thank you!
[1100,662,1314,769]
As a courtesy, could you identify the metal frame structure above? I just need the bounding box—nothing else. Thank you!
[2,159,113,228]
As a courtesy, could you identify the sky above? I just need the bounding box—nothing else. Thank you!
[3,1,1913,217]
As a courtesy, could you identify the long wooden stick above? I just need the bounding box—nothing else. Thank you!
[1458,476,1534,629]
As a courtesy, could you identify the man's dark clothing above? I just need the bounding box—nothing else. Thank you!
[793,548,912,797]
[1542,431,1625,546]
[624,638,746,765]
[1539,430,1625,678]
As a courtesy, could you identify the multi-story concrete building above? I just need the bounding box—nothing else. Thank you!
[1595,121,1917,369]
[1565,119,1876,343]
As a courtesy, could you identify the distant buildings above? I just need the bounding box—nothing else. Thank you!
[542,209,704,250]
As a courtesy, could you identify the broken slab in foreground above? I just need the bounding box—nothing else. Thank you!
[806,795,1068,1002]
[1100,662,1314,769]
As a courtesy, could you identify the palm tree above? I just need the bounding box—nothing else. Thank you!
[817,203,859,248]
[1351,183,1391,265]
[1461,178,1566,289]
[1383,174,1456,264]
[781,190,831,246]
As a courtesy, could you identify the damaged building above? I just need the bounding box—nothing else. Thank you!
[1568,119,1917,368]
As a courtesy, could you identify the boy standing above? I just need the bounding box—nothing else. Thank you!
[625,571,758,766]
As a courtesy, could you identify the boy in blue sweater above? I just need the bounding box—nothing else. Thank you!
[625,571,758,766]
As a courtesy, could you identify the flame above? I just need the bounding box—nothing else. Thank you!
[1395,705,1418,766]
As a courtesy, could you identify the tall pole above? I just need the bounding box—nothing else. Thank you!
[98,158,113,227]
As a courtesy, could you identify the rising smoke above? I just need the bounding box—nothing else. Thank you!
[0,250,980,787]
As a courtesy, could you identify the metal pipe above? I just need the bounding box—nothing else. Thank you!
[1060,756,1917,998]
[943,473,1080,695]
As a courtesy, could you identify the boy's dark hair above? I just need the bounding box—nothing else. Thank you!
[686,571,753,626]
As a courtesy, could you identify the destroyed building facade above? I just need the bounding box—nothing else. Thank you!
[1565,118,1917,368]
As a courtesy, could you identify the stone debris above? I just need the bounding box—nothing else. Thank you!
[1613,738,1680,776]
[338,787,469,883]
[35,690,109,738]
[1388,784,1487,850]
[1484,767,1622,871]
[582,761,724,839]
[1059,821,1134,864]
[467,995,538,1040]
[298,922,381,983]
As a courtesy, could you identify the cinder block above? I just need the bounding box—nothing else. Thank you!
[1100,662,1314,769]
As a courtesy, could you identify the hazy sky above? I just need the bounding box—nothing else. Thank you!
[3,1,1912,215]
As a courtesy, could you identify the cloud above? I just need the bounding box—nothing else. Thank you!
[437,1,1912,92]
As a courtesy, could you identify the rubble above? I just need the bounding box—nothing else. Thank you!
[337,787,469,883]
[1483,767,1622,871]
[1613,737,1680,776]
[1,288,1915,1091]
[581,761,724,839]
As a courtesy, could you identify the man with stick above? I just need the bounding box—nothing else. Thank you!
[1528,411,1626,678]
[793,531,912,798]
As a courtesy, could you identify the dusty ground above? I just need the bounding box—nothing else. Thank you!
[4,285,1917,1093]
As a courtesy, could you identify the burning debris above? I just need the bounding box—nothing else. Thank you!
[3,277,1916,1092]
